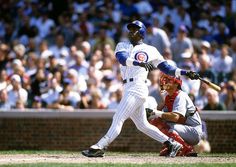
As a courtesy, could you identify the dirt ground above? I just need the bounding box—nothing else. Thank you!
[0,153,236,165]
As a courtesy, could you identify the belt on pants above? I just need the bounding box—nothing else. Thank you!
[123,78,147,84]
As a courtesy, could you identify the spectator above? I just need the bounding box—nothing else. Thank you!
[32,96,43,109]
[144,21,171,55]
[58,81,81,108]
[79,79,97,109]
[0,43,10,71]
[0,1,235,111]
[203,88,226,110]
[46,55,58,74]
[108,88,123,109]
[220,81,236,110]
[67,68,87,93]
[30,69,47,97]
[170,25,193,65]
[100,75,117,107]
[25,51,38,77]
[7,74,28,108]
[17,15,38,45]
[35,9,55,40]
[0,89,11,109]
[0,70,8,91]
[15,99,25,109]
[49,34,69,59]
[163,14,175,39]
[13,44,26,61]
[151,3,170,28]
[134,0,153,16]
[212,44,233,84]
[57,12,76,46]
[92,28,115,52]
[171,5,192,35]
[69,50,88,79]
[213,22,230,45]
[80,41,92,61]
[41,77,63,108]
[89,90,106,109]
[198,55,217,84]
[195,78,210,110]
[39,40,53,60]
[230,36,236,70]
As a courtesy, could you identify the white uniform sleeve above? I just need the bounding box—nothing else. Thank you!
[149,46,165,66]
[172,92,187,117]
[115,42,129,54]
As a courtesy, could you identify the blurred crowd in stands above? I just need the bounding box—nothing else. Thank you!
[0,0,236,111]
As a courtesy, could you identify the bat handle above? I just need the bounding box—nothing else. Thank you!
[199,77,209,84]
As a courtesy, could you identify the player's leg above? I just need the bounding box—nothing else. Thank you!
[130,104,168,143]
[82,92,144,157]
[95,92,145,148]
[130,104,182,157]
[168,124,201,156]
[168,123,202,145]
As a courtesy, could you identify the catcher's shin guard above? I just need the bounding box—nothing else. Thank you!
[168,131,196,156]
[159,146,168,156]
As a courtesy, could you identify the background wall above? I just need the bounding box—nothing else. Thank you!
[0,110,235,153]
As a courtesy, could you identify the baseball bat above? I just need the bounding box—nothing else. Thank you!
[198,77,221,92]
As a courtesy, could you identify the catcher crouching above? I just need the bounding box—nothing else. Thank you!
[146,73,202,156]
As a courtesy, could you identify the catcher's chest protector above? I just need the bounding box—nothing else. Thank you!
[164,91,179,112]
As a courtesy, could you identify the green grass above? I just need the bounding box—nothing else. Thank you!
[0,163,236,167]
[0,151,235,167]
[0,150,73,155]
[0,150,235,157]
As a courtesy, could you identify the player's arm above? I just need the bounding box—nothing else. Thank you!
[160,112,186,124]
[157,61,186,77]
[115,51,154,71]
[149,110,186,124]
[157,61,199,79]
[115,51,138,66]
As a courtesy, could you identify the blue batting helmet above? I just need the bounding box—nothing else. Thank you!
[127,20,146,39]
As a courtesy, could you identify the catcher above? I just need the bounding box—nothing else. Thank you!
[146,72,202,156]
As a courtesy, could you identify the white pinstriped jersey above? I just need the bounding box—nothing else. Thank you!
[115,41,165,98]
[115,41,165,80]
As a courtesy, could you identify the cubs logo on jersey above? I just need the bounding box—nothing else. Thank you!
[134,51,148,62]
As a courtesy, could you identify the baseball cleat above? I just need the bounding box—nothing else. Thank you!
[167,139,183,157]
[81,148,105,157]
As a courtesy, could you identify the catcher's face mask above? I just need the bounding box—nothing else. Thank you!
[159,73,182,91]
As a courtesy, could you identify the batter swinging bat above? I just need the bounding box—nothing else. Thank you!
[198,77,221,92]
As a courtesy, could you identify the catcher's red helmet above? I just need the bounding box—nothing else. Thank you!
[159,72,182,91]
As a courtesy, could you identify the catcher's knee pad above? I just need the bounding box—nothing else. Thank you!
[149,118,170,135]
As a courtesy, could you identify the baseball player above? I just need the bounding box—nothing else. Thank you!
[146,73,202,156]
[82,20,199,158]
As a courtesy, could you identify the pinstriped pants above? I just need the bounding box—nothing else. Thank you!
[97,91,168,148]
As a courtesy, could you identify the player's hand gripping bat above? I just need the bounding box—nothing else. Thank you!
[186,71,221,92]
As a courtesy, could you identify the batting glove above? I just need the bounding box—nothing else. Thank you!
[186,71,200,80]
[138,62,155,72]
[146,108,164,120]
